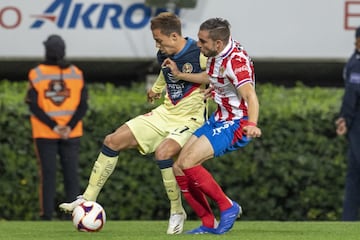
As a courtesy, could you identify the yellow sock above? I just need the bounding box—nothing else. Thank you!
[161,167,184,214]
[83,152,118,201]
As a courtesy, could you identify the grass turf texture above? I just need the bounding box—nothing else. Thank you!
[0,221,359,240]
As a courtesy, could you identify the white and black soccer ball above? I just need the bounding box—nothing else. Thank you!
[72,201,106,232]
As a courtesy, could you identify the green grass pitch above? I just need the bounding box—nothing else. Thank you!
[0,221,359,240]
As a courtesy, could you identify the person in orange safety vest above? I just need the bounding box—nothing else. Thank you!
[26,34,88,220]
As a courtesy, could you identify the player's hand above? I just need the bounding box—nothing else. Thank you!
[201,86,214,100]
[162,58,181,78]
[243,125,262,138]
[147,89,161,103]
[335,117,347,136]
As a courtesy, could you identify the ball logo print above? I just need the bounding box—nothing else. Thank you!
[72,201,106,232]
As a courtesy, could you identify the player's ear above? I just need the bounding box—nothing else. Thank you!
[170,32,178,41]
[215,39,224,51]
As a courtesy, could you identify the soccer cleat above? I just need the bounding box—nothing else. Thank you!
[166,212,187,234]
[59,195,85,213]
[216,201,242,234]
[186,219,218,234]
[185,225,217,234]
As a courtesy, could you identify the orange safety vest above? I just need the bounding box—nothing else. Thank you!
[28,64,84,139]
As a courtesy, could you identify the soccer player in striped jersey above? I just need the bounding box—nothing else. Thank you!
[59,12,208,234]
[162,18,261,234]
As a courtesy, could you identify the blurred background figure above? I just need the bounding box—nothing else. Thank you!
[336,27,360,221]
[25,34,88,220]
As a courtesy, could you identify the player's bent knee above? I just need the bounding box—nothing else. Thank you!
[155,141,181,160]
[176,158,199,170]
[172,163,183,175]
[103,133,123,151]
[154,150,174,161]
[103,134,114,146]
[103,127,138,151]
[173,161,186,171]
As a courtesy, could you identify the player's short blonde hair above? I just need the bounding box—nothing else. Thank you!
[150,12,182,36]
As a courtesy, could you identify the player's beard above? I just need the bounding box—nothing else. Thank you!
[202,48,218,57]
[201,44,218,57]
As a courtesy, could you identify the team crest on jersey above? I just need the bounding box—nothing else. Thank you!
[45,79,70,106]
[182,63,193,73]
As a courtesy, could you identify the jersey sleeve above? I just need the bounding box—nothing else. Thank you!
[228,54,254,88]
[151,70,166,93]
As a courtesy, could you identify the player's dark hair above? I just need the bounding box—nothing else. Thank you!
[150,12,182,36]
[200,18,231,43]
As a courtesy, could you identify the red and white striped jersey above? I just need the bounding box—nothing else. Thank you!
[207,39,255,121]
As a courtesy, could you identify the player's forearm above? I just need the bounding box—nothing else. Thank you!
[246,94,260,124]
[151,82,165,93]
[177,71,210,84]
[241,86,259,124]
[152,71,166,93]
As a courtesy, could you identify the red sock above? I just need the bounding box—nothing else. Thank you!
[176,175,216,228]
[183,165,232,211]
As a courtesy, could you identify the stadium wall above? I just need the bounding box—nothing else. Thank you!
[0,0,357,86]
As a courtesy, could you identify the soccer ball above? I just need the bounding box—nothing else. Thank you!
[72,201,106,232]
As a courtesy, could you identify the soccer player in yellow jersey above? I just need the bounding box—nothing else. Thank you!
[59,12,207,234]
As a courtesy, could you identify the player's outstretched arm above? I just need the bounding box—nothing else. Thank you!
[162,57,210,84]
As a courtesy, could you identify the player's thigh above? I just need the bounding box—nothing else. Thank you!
[104,124,138,150]
[157,118,202,159]
[167,117,203,147]
[155,138,182,160]
[177,135,214,169]
[126,113,167,154]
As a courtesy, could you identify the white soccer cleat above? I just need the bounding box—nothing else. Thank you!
[59,195,85,213]
[166,212,187,234]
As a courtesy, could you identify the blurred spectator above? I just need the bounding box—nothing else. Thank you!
[336,27,360,221]
[25,34,88,220]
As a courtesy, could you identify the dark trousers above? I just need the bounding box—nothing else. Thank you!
[342,132,360,221]
[34,138,81,220]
